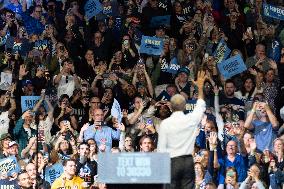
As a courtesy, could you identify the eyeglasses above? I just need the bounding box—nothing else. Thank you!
[35,10,42,13]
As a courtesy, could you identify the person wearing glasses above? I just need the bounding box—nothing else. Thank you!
[79,96,101,127]
[217,140,247,187]
[78,108,121,152]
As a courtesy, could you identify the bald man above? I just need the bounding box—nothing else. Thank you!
[78,109,121,152]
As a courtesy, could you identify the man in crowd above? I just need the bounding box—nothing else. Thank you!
[51,159,86,189]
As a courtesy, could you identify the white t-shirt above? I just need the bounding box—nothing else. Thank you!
[54,74,75,98]
[38,116,53,144]
[0,111,10,136]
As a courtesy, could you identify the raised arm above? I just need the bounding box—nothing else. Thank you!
[186,71,207,122]
[244,102,257,130]
[143,65,154,98]
[263,102,278,129]
[45,97,54,119]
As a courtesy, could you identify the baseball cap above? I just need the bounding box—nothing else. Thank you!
[22,80,33,87]
[8,141,18,148]
[177,67,190,76]
[0,133,12,141]
[156,25,167,31]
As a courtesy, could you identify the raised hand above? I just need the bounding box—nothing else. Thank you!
[269,59,277,70]
[213,85,219,95]
[80,123,89,133]
[19,64,29,79]
[118,123,126,132]
[194,70,207,90]
[208,132,217,145]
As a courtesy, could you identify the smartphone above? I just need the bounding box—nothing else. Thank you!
[247,27,252,33]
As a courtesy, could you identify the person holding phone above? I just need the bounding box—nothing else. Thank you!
[13,110,37,154]
[78,108,121,152]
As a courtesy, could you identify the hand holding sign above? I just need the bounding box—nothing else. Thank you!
[139,36,164,56]
[84,0,103,20]
[217,54,247,79]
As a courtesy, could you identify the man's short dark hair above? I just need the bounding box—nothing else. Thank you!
[79,142,90,148]
[62,159,76,167]
[225,79,235,86]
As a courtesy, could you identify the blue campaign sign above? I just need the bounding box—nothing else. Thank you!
[213,39,231,64]
[166,57,180,74]
[84,0,103,20]
[150,15,171,28]
[34,39,49,51]
[217,54,247,79]
[0,156,21,176]
[21,96,41,112]
[184,100,197,113]
[111,98,122,124]
[98,153,171,184]
[45,163,64,184]
[139,36,164,56]
[263,3,284,21]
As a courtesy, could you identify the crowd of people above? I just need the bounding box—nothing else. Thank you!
[0,0,284,188]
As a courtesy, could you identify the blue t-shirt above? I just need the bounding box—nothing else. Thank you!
[218,154,247,184]
[252,120,277,152]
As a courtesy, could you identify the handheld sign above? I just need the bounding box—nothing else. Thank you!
[217,54,247,79]
[34,39,49,51]
[85,0,103,20]
[150,15,171,28]
[21,96,41,112]
[166,57,180,74]
[263,3,284,21]
[98,153,170,184]
[0,72,12,90]
[0,156,21,176]
[45,163,64,184]
[1,72,12,85]
[139,36,164,56]
[213,39,231,64]
[111,98,122,124]
[184,100,197,113]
